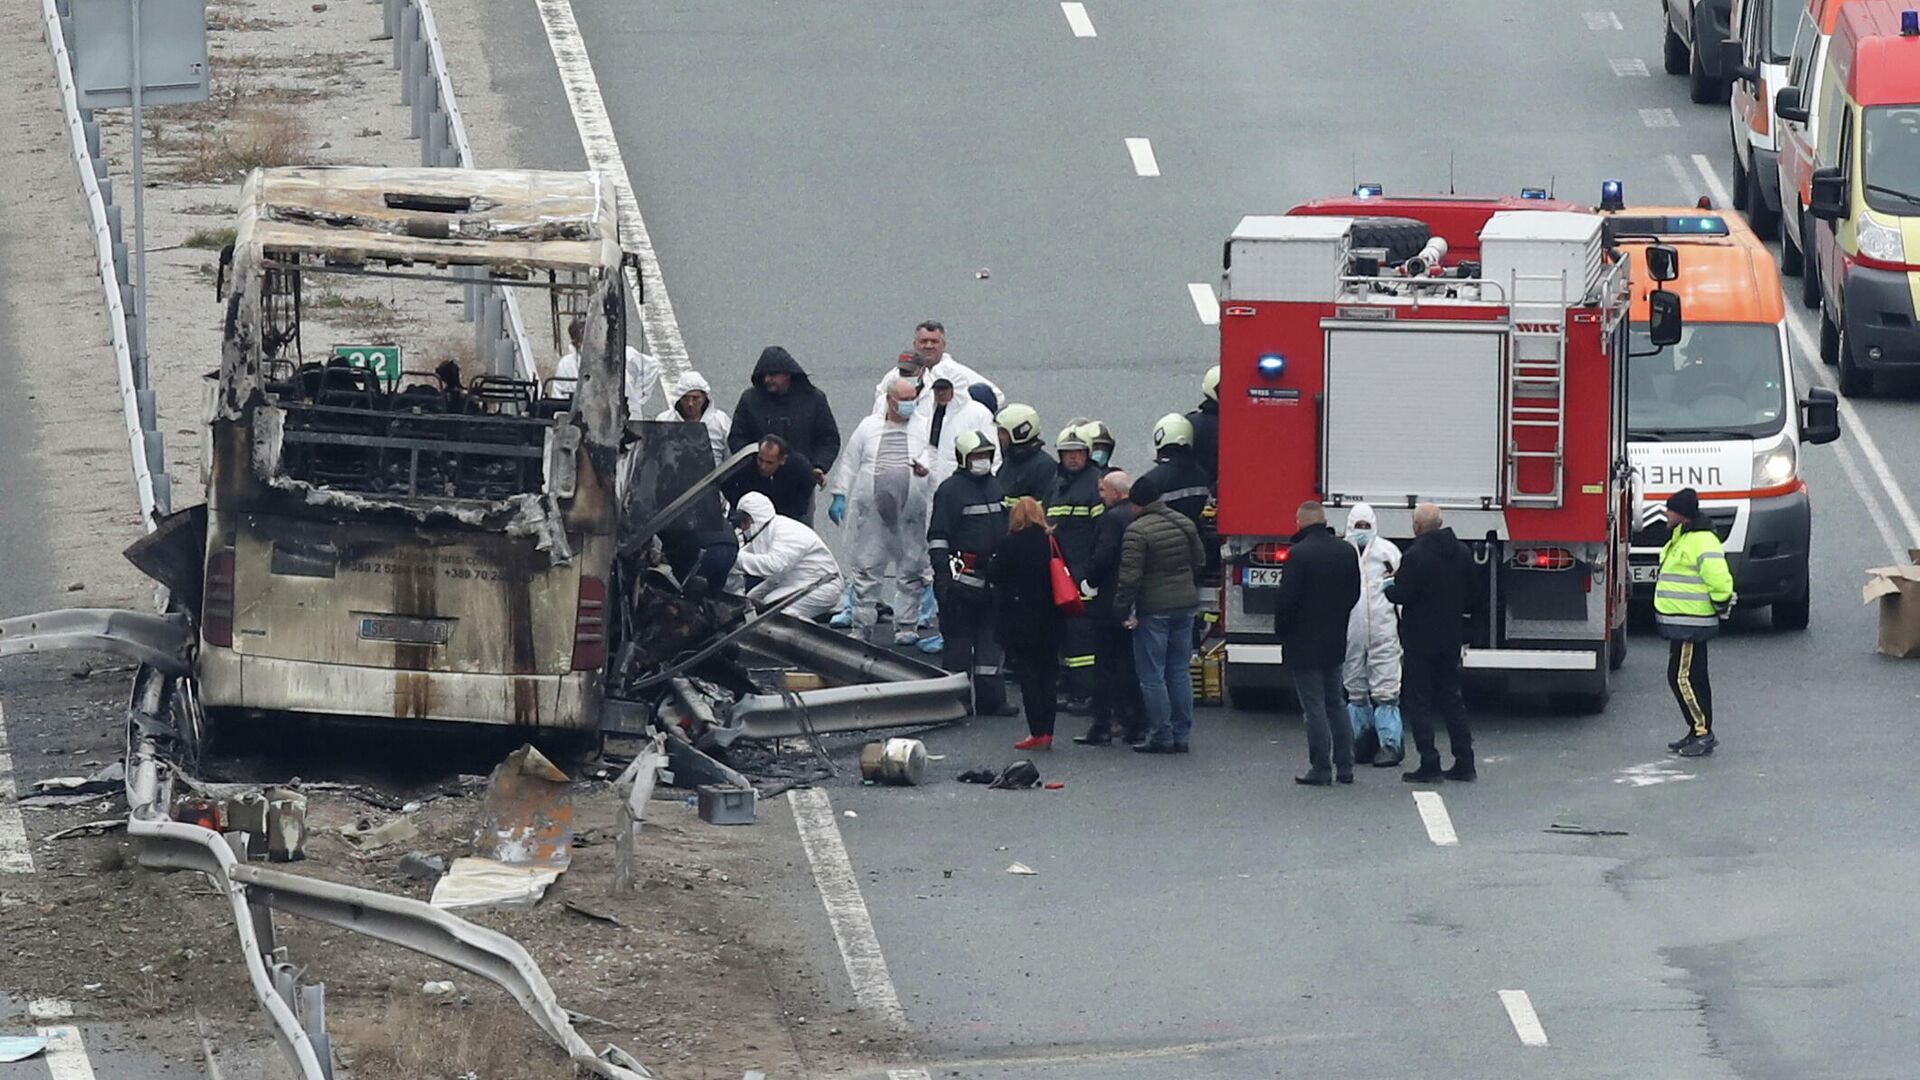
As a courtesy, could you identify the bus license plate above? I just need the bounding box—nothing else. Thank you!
[1629,565,1659,584]
[1242,566,1285,588]
[358,616,450,645]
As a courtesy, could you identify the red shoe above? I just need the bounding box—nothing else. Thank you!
[1013,735,1053,751]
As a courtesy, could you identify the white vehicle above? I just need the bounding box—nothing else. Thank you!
[1723,0,1802,237]
[1665,0,1737,103]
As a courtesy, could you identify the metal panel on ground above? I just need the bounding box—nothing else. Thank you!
[1323,327,1505,507]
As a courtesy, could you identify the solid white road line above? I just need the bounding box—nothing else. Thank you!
[789,789,908,1031]
[1686,153,1920,556]
[888,1070,933,1080]
[1609,57,1650,76]
[532,0,689,383]
[1498,990,1550,1047]
[1124,137,1160,177]
[1639,108,1679,128]
[39,1027,99,1080]
[1584,11,1624,29]
[1410,790,1458,846]
[1060,1,1096,37]
[1188,282,1220,325]
[0,701,37,874]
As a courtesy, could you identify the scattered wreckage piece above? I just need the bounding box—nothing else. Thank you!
[0,608,194,676]
[612,736,669,893]
[858,738,927,786]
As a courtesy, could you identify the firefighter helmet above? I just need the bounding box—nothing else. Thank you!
[1153,413,1195,450]
[996,403,1043,446]
[954,428,996,466]
[1201,365,1220,403]
[1080,419,1115,455]
[1055,423,1091,453]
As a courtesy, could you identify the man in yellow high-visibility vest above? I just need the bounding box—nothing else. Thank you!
[1654,488,1736,757]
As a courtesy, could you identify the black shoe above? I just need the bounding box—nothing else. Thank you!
[1173,743,1190,754]
[1336,773,1355,784]
[1133,740,1177,754]
[1122,729,1149,747]
[1667,732,1699,752]
[1072,727,1113,746]
[1372,747,1404,768]
[1402,763,1445,783]
[1676,733,1717,757]
[1294,774,1333,787]
[982,703,1021,717]
[1442,764,1477,782]
[1062,698,1096,717]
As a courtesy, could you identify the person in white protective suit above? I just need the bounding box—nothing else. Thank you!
[652,370,731,466]
[869,320,1003,418]
[916,377,996,486]
[831,377,936,646]
[729,493,843,620]
[556,315,661,420]
[1343,502,1406,767]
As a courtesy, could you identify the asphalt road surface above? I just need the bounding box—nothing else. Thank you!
[467,1,1920,1077]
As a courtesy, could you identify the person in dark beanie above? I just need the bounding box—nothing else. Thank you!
[1653,487,1735,756]
[1112,474,1206,753]
[1387,504,1476,782]
[727,347,841,520]
[1271,501,1362,786]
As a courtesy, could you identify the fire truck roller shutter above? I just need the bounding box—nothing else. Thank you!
[1322,328,1505,508]
[1347,218,1433,264]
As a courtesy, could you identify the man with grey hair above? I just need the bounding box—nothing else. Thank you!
[1074,470,1145,744]
[1386,503,1476,782]
[1272,500,1362,785]
[871,319,1003,418]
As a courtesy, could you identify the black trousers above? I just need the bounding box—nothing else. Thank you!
[1090,620,1144,735]
[937,583,1006,713]
[1060,613,1097,701]
[1403,649,1472,768]
[1008,643,1059,737]
[1667,638,1713,736]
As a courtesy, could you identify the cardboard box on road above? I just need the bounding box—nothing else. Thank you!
[1863,552,1920,658]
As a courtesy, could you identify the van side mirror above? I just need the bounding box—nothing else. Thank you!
[1720,39,1756,82]
[1644,243,1680,283]
[1799,387,1841,444]
[1647,289,1683,347]
[1808,167,1847,220]
[1775,86,1808,124]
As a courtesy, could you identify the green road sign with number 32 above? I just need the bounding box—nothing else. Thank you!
[332,345,401,385]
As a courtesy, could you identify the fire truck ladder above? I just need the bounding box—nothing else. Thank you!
[1505,271,1571,509]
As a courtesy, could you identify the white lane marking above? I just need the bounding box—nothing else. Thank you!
[38,1024,99,1080]
[1584,10,1624,29]
[1687,153,1920,556]
[1187,282,1220,325]
[1614,760,1696,786]
[1640,107,1680,128]
[531,0,688,383]
[0,701,37,874]
[1610,57,1650,76]
[1498,990,1550,1047]
[1410,790,1458,846]
[789,789,908,1031]
[1060,1,1096,37]
[28,999,73,1021]
[888,1070,933,1080]
[1125,137,1161,177]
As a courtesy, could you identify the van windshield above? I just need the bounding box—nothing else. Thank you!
[1628,323,1786,438]
[1765,0,1797,61]
[1862,106,1920,216]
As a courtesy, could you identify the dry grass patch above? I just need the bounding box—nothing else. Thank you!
[167,106,312,183]
[332,995,570,1080]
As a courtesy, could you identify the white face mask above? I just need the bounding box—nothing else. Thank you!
[896,399,918,419]
[1090,448,1111,468]
[1350,527,1374,549]
[967,458,992,477]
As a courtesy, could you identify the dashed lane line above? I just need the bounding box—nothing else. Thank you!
[1188,282,1220,325]
[0,700,35,873]
[1124,137,1160,177]
[789,789,909,1031]
[1639,107,1680,128]
[1411,790,1458,846]
[1060,1,1096,37]
[1609,57,1650,76]
[1498,990,1550,1047]
[1583,10,1624,29]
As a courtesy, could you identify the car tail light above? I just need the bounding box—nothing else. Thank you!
[203,550,236,647]
[571,575,608,671]
[1511,547,1575,571]
[1251,542,1291,565]
[1754,76,1770,137]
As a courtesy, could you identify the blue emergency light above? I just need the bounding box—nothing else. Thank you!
[1902,8,1917,34]
[1520,187,1550,200]
[1257,354,1287,380]
[1353,182,1384,198]
[1600,179,1625,212]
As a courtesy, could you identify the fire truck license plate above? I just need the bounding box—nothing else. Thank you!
[1242,567,1285,588]
[1629,565,1659,584]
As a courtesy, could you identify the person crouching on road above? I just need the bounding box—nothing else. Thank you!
[830,378,935,647]
[1387,504,1476,783]
[728,493,843,620]
[1342,503,1405,768]
[991,497,1065,751]
[1272,501,1362,786]
[929,430,1016,717]
[1074,470,1146,746]
[1655,487,1735,757]
[1113,476,1205,754]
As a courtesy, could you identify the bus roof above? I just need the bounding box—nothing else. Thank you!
[1612,208,1785,323]
[232,166,623,274]
[1837,2,1920,106]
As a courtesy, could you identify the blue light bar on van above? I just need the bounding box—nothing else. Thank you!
[1902,8,1917,34]
[1354,182,1384,198]
[1520,187,1550,200]
[1666,215,1729,234]
[1600,179,1625,211]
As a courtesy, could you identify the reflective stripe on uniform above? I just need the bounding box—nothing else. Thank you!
[1676,641,1709,736]
[972,665,1001,676]
[1659,572,1702,585]
[1064,655,1096,668]
[961,503,1003,516]
[1046,504,1105,518]
[928,539,950,552]
[1654,589,1705,603]
[1656,612,1719,627]
[952,574,988,589]
[1161,486,1210,502]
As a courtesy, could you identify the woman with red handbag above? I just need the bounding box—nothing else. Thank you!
[989,497,1069,749]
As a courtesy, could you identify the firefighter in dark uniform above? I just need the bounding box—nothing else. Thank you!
[929,430,1015,716]
[994,403,1057,506]
[1140,414,1212,533]
[1048,422,1105,711]
[1187,365,1220,491]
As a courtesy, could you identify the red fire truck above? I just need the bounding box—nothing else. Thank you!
[1216,195,1669,713]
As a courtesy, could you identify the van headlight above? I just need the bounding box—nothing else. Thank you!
[1753,441,1796,487]
[1859,215,1906,264]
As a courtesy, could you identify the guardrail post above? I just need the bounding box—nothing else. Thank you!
[425,103,447,166]
[150,474,170,516]
[480,292,502,353]
[83,117,99,157]
[394,0,414,72]
[494,336,515,379]
[399,7,420,102]
[412,68,431,141]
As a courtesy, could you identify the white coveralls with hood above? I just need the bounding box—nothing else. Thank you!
[728,493,843,620]
[1343,502,1405,761]
[652,371,732,466]
[870,353,1003,419]
[832,388,935,644]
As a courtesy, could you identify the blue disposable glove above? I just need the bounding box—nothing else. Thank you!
[829,494,848,525]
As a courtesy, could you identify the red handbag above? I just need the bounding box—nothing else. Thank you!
[1048,534,1085,616]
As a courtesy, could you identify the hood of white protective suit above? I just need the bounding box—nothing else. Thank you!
[1345,501,1376,538]
[671,369,713,404]
[737,491,775,533]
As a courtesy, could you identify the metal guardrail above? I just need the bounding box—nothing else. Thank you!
[380,0,539,383]
[40,0,168,526]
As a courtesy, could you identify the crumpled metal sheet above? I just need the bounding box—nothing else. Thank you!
[0,608,194,675]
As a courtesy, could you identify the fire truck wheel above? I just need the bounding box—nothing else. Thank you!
[1608,626,1628,672]
[1348,217,1432,264]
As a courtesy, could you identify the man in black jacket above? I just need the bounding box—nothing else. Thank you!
[1385,503,1475,782]
[1073,470,1143,745]
[727,347,841,521]
[928,430,1014,716]
[1272,501,1362,786]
